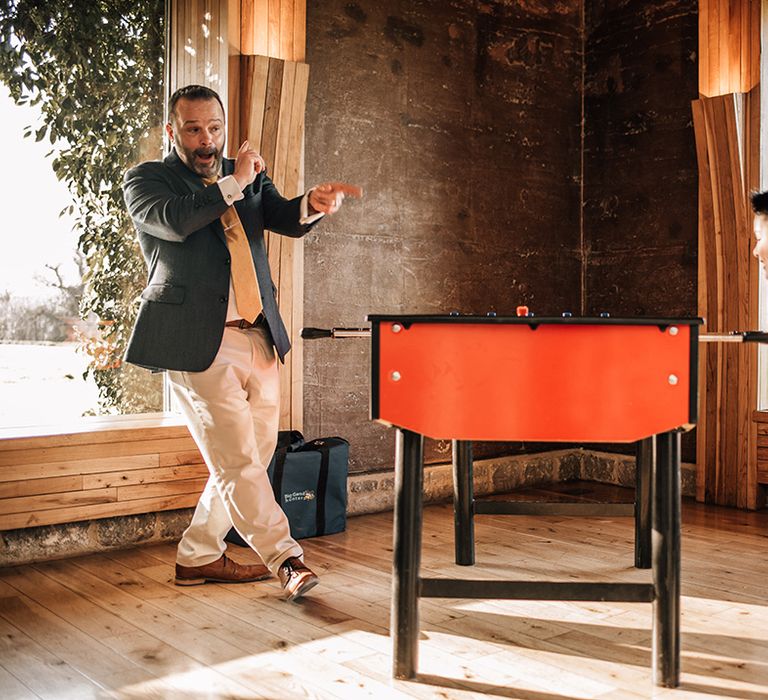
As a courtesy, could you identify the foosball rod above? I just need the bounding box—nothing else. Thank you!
[700,332,768,343]
[301,327,371,339]
[302,328,768,343]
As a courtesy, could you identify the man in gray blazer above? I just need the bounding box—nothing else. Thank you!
[123,84,360,601]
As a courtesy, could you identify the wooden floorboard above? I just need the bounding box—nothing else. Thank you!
[0,482,767,699]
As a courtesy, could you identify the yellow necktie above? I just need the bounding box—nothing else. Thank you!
[205,178,263,322]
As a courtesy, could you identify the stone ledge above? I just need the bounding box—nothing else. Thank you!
[0,448,695,567]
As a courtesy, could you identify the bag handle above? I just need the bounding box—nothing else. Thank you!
[315,442,331,536]
[271,448,288,503]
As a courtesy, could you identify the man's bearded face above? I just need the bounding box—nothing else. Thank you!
[167,97,226,179]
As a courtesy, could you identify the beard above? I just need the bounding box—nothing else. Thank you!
[178,143,223,178]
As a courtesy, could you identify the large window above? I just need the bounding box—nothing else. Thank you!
[0,84,99,426]
[0,0,166,428]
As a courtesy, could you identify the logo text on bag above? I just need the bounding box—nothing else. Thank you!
[284,490,316,503]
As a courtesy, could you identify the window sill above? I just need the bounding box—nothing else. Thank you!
[0,412,189,450]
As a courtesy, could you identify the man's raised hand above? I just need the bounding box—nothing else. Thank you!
[233,141,266,189]
[308,182,364,216]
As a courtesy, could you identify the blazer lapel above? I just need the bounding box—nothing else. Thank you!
[164,150,227,245]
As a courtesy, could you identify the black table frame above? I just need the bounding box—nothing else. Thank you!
[391,429,681,688]
[452,437,654,569]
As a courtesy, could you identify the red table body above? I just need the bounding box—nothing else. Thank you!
[370,316,701,443]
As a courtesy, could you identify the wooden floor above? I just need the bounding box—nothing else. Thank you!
[0,482,766,699]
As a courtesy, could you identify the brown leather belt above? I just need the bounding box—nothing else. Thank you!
[225,314,265,329]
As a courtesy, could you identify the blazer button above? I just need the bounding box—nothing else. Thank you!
[219,296,227,303]
[224,258,231,265]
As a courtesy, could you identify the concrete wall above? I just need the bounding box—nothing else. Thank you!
[583,0,698,318]
[303,0,698,473]
[582,0,699,460]
[304,0,584,472]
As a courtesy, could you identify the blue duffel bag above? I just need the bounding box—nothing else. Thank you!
[226,431,349,543]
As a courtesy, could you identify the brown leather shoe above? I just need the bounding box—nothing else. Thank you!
[175,554,271,586]
[278,556,319,601]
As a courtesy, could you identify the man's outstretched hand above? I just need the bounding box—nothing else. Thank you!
[308,182,363,215]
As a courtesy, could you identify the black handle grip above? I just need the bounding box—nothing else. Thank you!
[741,331,768,344]
[301,327,333,339]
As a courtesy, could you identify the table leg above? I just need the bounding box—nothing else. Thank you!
[635,437,653,569]
[652,430,681,687]
[452,439,475,566]
[392,428,425,680]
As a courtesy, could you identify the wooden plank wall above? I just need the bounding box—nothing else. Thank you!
[167,0,230,102]
[699,0,760,98]
[235,55,309,429]
[0,418,205,530]
[231,0,308,431]
[695,0,764,509]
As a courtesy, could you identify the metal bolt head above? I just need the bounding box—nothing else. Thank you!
[392,323,402,333]
[391,371,401,382]
[668,374,678,386]
[669,326,679,336]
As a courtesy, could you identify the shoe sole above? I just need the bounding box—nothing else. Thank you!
[174,573,272,586]
[285,575,319,602]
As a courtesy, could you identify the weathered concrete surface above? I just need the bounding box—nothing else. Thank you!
[0,509,192,568]
[583,0,698,461]
[304,0,583,472]
[583,0,698,318]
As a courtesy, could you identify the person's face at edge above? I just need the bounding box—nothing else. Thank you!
[753,213,768,280]
[165,97,226,179]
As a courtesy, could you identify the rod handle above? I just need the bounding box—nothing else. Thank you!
[301,327,333,339]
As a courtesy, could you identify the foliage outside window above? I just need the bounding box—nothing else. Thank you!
[0,0,165,415]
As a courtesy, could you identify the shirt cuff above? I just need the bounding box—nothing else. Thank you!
[300,189,325,225]
[217,175,244,205]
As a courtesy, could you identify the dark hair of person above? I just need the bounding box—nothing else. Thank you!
[750,190,768,216]
[168,85,225,123]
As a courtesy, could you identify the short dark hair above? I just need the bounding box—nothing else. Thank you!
[751,190,768,216]
[168,85,225,123]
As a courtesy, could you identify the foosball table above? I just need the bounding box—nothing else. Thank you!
[303,312,767,688]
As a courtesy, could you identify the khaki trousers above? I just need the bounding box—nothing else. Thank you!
[168,325,303,575]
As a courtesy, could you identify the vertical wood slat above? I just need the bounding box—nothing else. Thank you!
[268,0,282,57]
[260,59,284,179]
[699,0,710,94]
[692,100,716,503]
[227,0,242,152]
[244,57,269,154]
[697,0,762,509]
[287,63,308,432]
[279,0,294,61]
[292,1,306,62]
[744,86,761,508]
[236,54,308,429]
[727,0,739,92]
[707,0,721,94]
[693,90,760,508]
